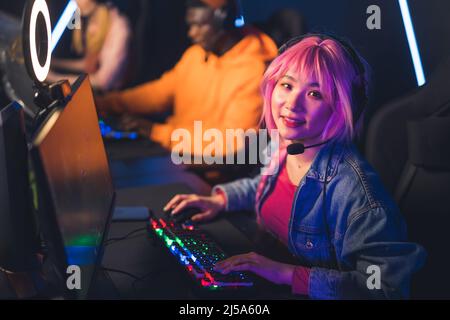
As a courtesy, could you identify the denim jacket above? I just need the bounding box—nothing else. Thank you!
[213,141,426,299]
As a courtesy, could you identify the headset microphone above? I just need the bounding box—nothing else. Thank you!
[287,140,330,155]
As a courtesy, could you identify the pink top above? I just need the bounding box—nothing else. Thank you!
[260,162,296,244]
[260,162,311,296]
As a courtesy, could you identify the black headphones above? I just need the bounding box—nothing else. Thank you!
[278,33,368,126]
[212,0,245,31]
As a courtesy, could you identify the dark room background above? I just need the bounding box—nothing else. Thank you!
[1,0,450,118]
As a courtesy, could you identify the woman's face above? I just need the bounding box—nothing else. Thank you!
[271,69,334,145]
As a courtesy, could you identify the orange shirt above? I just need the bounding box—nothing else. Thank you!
[96,27,277,157]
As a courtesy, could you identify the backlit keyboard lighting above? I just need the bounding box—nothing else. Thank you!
[99,120,139,140]
[148,217,253,290]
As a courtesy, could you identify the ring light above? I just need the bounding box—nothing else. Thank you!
[22,0,52,83]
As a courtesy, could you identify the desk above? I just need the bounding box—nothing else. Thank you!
[105,138,211,195]
[104,138,167,161]
[95,139,299,299]
[95,184,297,299]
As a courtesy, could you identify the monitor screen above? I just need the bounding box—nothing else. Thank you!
[31,75,114,298]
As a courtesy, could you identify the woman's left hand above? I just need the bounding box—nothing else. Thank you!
[214,252,295,285]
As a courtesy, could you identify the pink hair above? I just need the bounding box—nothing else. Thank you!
[261,35,368,143]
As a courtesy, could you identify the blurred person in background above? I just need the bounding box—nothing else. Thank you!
[95,0,278,157]
[47,0,132,91]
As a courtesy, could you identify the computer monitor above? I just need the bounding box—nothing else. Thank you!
[31,74,115,299]
[0,101,38,273]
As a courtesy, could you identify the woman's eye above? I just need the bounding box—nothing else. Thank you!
[280,82,293,90]
[308,90,323,99]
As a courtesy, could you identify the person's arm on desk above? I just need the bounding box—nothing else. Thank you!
[94,66,177,116]
[113,114,174,147]
[118,114,154,138]
[164,184,311,296]
[210,176,311,296]
[213,253,310,295]
[164,192,226,222]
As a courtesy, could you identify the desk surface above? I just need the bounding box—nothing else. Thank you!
[104,138,168,161]
[98,138,300,299]
[106,138,211,195]
[96,183,297,299]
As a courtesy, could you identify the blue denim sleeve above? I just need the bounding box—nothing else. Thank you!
[308,206,427,299]
[211,174,262,212]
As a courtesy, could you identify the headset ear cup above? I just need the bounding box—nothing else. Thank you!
[214,0,241,31]
[213,7,227,30]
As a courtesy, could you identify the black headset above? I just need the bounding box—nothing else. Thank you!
[279,33,368,127]
[212,0,245,31]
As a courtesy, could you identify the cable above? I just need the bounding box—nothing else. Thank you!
[101,266,124,299]
[102,265,172,297]
[101,267,141,281]
[131,268,173,294]
[105,227,147,246]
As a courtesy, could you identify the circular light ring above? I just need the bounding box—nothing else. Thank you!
[28,0,52,83]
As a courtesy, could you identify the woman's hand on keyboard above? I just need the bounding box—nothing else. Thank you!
[163,193,226,222]
[214,252,295,285]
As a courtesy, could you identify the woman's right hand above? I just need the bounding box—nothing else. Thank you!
[163,193,226,222]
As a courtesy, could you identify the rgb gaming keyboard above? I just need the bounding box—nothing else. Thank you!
[99,119,139,140]
[148,217,254,290]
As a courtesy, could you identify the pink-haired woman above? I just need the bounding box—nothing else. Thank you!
[165,34,426,299]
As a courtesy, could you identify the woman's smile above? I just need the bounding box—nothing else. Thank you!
[280,115,306,128]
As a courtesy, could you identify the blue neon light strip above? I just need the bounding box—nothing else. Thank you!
[398,0,426,86]
[50,0,78,53]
